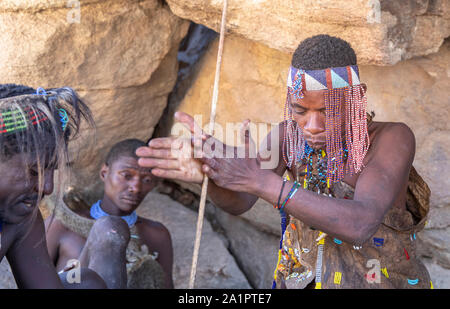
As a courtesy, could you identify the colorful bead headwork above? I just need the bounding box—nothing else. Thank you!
[287,65,361,94]
[0,107,49,135]
[283,65,370,183]
[0,87,69,135]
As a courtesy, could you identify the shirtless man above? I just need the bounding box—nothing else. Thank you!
[45,139,174,288]
[0,84,105,288]
[136,35,431,288]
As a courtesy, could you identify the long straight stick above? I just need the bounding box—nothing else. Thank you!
[188,0,228,289]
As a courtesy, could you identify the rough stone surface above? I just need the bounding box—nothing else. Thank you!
[137,191,251,289]
[0,0,190,201]
[211,207,280,289]
[166,0,450,65]
[169,35,450,287]
[0,259,17,289]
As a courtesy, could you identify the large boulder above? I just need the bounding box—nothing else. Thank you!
[166,0,450,65]
[0,0,190,201]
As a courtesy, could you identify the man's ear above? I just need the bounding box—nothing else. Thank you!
[100,164,109,182]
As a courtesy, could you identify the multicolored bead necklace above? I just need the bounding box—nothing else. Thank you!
[296,141,349,195]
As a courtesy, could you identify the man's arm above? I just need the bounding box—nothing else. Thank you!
[250,123,415,245]
[7,211,63,288]
[137,112,286,215]
[140,220,175,288]
[202,121,287,215]
[44,214,61,264]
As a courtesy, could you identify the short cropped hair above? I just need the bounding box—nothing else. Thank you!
[291,34,357,70]
[105,139,147,166]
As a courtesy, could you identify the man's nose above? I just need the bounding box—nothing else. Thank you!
[128,179,142,194]
[303,112,325,135]
[36,170,54,196]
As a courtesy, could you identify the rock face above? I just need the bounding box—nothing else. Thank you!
[0,0,190,201]
[169,34,450,287]
[166,0,450,65]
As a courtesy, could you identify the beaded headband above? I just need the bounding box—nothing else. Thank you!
[283,65,369,183]
[0,88,69,135]
[287,65,361,99]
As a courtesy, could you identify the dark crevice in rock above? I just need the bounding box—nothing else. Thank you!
[152,22,217,140]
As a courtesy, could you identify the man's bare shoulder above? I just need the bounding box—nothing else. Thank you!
[136,217,171,240]
[367,121,416,168]
[370,121,415,149]
[44,215,79,239]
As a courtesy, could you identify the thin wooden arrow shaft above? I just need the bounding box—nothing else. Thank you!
[188,0,228,289]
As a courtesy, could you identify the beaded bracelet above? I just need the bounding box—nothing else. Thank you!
[278,181,301,212]
[274,178,287,209]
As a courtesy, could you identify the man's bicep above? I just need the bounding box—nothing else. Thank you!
[44,215,61,264]
[7,213,63,288]
[354,124,415,218]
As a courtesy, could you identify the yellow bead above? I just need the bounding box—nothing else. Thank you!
[334,272,342,285]
[381,267,389,278]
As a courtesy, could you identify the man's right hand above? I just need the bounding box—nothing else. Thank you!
[136,135,204,184]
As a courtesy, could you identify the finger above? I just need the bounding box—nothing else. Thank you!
[240,119,257,157]
[202,164,218,180]
[174,111,207,139]
[146,137,182,150]
[198,157,217,170]
[136,147,178,160]
[138,157,180,169]
[151,168,193,181]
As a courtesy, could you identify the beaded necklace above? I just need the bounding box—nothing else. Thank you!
[297,142,348,195]
[90,200,138,228]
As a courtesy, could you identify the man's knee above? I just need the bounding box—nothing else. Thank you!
[89,216,130,247]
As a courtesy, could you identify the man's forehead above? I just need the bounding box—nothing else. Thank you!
[289,89,327,107]
[112,156,152,173]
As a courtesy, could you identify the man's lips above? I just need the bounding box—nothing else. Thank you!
[20,196,38,209]
[121,196,141,204]
[305,135,326,148]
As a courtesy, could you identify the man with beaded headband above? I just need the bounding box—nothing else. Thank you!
[137,35,431,289]
[0,84,110,288]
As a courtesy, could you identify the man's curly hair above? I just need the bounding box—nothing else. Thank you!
[291,34,357,70]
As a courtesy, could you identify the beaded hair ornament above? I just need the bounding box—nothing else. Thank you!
[0,87,69,135]
[283,65,370,183]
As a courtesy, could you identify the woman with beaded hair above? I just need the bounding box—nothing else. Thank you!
[138,34,432,289]
[0,84,107,288]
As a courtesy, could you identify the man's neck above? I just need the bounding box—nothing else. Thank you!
[99,196,131,217]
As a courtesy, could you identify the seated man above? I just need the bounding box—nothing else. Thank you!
[0,83,105,288]
[45,139,174,288]
[137,35,432,289]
